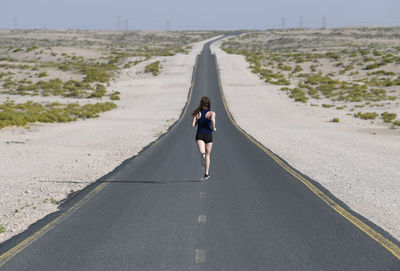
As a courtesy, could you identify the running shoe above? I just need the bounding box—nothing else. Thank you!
[201,153,206,169]
[204,173,210,180]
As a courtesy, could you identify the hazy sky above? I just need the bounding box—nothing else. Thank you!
[1,0,400,30]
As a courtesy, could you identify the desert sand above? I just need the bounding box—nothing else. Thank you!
[211,38,400,240]
[0,36,218,243]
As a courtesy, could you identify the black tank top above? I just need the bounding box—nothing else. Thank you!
[197,109,212,134]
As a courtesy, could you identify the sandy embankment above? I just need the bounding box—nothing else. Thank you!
[0,37,217,243]
[211,41,400,240]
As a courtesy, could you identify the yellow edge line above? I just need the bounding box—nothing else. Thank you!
[0,54,199,268]
[213,54,400,260]
[0,174,115,267]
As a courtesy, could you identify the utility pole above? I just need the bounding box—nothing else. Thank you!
[322,16,327,29]
[117,16,121,30]
[13,17,18,29]
[281,17,286,30]
[299,16,303,28]
[124,19,129,31]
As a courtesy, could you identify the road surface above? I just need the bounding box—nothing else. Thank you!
[0,40,399,270]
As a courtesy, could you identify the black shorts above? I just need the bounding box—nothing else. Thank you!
[195,132,213,144]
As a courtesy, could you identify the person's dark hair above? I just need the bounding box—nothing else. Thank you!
[191,96,211,117]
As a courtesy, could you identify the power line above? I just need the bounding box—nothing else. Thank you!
[2,17,400,31]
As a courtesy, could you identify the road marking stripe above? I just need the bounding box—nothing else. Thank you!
[0,55,200,268]
[0,176,112,267]
[198,215,207,223]
[195,249,207,264]
[213,54,400,260]
[200,192,207,199]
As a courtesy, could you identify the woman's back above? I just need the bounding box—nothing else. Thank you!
[197,109,212,134]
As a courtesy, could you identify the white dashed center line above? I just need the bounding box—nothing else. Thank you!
[198,214,207,223]
[200,192,207,199]
[195,249,206,264]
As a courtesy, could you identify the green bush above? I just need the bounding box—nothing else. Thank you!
[37,78,63,96]
[277,63,292,71]
[145,61,161,76]
[123,62,133,69]
[38,72,48,77]
[0,224,5,233]
[369,70,395,76]
[81,64,113,83]
[144,61,160,76]
[26,46,39,52]
[63,80,91,97]
[284,87,308,103]
[325,52,340,60]
[339,65,354,75]
[9,77,113,98]
[393,120,400,126]
[89,84,107,98]
[365,62,385,70]
[58,63,70,71]
[298,83,319,99]
[354,112,378,120]
[0,100,117,129]
[258,68,290,85]
[293,65,303,73]
[363,57,376,63]
[3,78,17,89]
[307,88,319,99]
[331,118,340,122]
[367,77,400,87]
[381,112,397,123]
[0,57,14,61]
[373,50,383,56]
[110,91,121,100]
[305,73,338,85]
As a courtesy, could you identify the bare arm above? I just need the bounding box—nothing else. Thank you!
[211,111,216,131]
[191,116,197,127]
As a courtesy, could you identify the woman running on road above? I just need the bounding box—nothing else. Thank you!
[191,96,216,180]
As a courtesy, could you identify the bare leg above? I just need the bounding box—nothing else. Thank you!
[196,140,206,154]
[205,143,213,175]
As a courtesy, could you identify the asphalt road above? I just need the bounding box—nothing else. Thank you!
[0,41,399,270]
